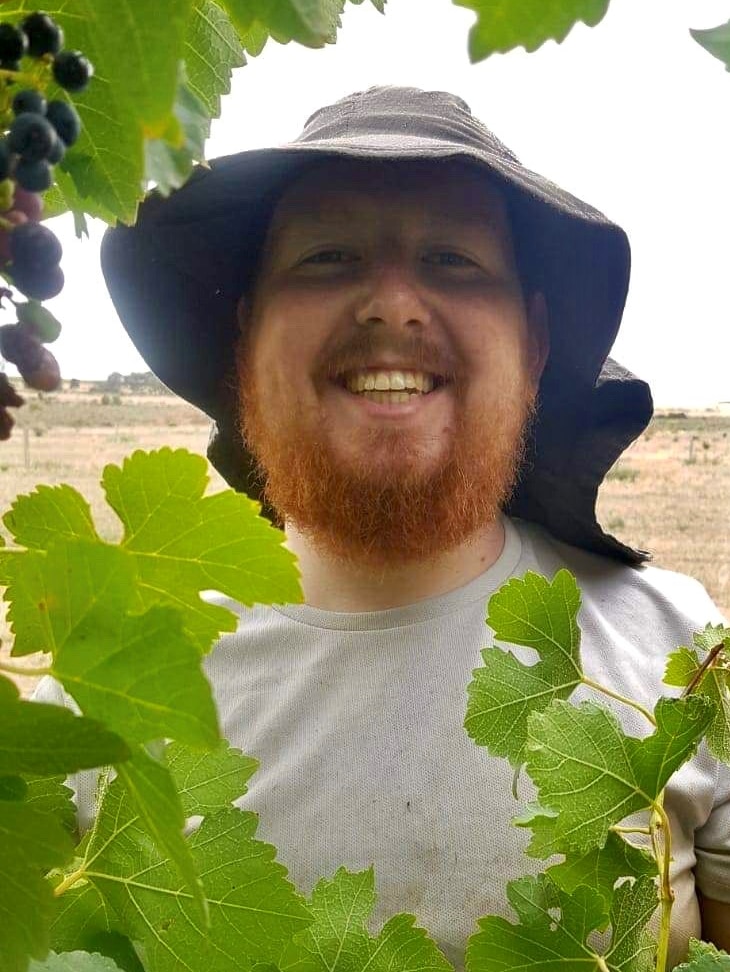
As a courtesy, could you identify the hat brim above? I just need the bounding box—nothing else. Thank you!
[101,141,651,564]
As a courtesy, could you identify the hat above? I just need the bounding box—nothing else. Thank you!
[100,86,653,565]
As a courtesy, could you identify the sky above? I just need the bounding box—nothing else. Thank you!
[18,0,730,407]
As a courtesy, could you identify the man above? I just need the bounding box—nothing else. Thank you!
[99,87,729,963]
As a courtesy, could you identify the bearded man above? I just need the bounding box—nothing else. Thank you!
[62,87,730,964]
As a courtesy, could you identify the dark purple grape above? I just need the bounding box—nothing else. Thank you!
[0,59,20,74]
[46,100,80,147]
[0,211,28,265]
[0,322,43,370]
[47,136,64,164]
[11,261,63,301]
[15,157,52,192]
[0,140,10,181]
[0,372,24,408]
[0,405,15,440]
[0,24,28,63]
[8,112,57,161]
[12,88,47,116]
[21,13,63,58]
[10,222,62,269]
[52,50,92,93]
[21,345,60,391]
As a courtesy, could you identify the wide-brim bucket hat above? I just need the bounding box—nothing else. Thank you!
[100,85,653,565]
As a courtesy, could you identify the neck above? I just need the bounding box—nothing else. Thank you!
[283,517,506,612]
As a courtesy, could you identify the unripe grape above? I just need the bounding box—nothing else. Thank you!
[52,51,93,93]
[17,301,61,343]
[21,345,60,392]
[21,13,63,58]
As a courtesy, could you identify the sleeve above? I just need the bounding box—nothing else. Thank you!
[695,761,730,904]
[30,675,101,834]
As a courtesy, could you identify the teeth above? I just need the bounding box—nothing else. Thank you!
[361,391,412,404]
[345,370,436,394]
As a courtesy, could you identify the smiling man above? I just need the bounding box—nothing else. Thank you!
[98,87,730,964]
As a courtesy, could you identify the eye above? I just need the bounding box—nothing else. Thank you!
[423,251,477,268]
[301,249,356,265]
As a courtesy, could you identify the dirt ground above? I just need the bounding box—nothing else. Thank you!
[1,387,728,697]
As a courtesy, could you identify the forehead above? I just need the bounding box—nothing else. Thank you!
[266,158,513,241]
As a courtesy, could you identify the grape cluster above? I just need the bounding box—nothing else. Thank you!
[0,12,94,429]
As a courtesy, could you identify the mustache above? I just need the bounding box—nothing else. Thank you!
[318,329,462,381]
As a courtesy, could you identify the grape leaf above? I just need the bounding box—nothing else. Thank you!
[29,951,125,972]
[465,569,583,766]
[664,625,730,763]
[49,881,143,972]
[24,775,77,835]
[515,807,656,902]
[42,165,117,237]
[465,874,656,972]
[219,0,345,47]
[81,768,311,972]
[691,22,730,72]
[0,774,26,800]
[526,697,714,852]
[452,0,611,61]
[145,77,209,196]
[4,539,219,747]
[675,940,730,971]
[166,739,258,816]
[3,484,99,551]
[0,801,74,972]
[186,0,246,116]
[0,675,129,775]
[280,867,453,972]
[349,0,386,11]
[115,745,209,927]
[101,448,302,653]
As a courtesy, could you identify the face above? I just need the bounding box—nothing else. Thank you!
[235,159,548,568]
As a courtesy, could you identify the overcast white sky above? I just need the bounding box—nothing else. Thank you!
[20,0,730,407]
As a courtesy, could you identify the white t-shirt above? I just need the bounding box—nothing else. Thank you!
[35,516,730,968]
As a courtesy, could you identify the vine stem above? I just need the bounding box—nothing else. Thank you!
[651,798,674,972]
[0,658,50,678]
[581,676,657,727]
[610,824,652,836]
[53,864,87,897]
[681,641,726,698]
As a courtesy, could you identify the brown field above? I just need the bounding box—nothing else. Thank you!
[1,384,728,697]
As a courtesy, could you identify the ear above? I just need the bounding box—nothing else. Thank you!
[526,291,550,388]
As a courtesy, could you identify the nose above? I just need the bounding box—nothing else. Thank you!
[354,259,432,330]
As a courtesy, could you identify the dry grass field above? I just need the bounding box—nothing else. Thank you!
[0,383,728,697]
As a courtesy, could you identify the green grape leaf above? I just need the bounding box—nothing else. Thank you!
[82,769,311,972]
[41,164,117,236]
[49,881,143,972]
[186,0,246,116]
[0,675,129,775]
[675,940,730,971]
[24,775,77,835]
[526,696,714,852]
[280,867,452,972]
[145,77,210,196]
[664,625,730,763]
[29,952,126,972]
[691,22,730,72]
[465,874,656,972]
[115,746,208,928]
[0,774,27,800]
[167,739,259,816]
[3,483,99,551]
[0,801,74,972]
[101,448,302,653]
[465,569,583,766]
[452,0,611,62]
[349,0,386,11]
[220,0,345,47]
